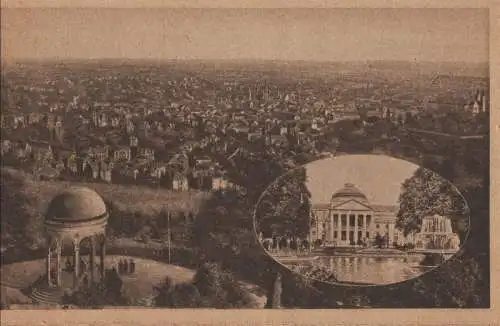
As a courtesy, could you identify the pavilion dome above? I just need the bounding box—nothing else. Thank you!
[330,183,369,206]
[45,187,108,223]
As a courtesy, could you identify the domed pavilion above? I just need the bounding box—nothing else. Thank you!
[44,186,108,289]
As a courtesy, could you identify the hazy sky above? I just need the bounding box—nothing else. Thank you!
[305,155,419,206]
[1,8,488,62]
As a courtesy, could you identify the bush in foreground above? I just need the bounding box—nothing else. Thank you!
[154,263,256,308]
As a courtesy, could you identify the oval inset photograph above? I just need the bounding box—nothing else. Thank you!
[254,154,470,286]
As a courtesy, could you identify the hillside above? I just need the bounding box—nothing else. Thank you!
[1,167,211,251]
[1,167,209,215]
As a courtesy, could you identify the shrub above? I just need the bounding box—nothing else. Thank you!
[153,276,176,307]
[192,262,255,308]
[169,283,202,308]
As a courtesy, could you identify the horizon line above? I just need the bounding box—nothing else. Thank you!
[2,57,489,65]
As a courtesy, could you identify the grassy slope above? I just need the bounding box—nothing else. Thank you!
[2,167,210,217]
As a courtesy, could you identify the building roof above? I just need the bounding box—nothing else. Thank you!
[311,202,398,214]
[45,187,107,223]
[330,183,369,206]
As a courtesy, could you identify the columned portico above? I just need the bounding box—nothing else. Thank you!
[325,210,372,246]
[309,183,403,248]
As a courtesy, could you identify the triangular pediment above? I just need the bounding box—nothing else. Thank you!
[331,199,372,211]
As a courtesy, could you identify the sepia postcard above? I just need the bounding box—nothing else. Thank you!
[0,1,498,325]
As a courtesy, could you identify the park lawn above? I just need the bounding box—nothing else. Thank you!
[105,255,196,305]
[0,259,46,289]
[0,285,32,305]
[29,180,209,216]
[0,255,196,306]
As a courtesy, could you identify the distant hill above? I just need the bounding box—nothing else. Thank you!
[4,59,488,78]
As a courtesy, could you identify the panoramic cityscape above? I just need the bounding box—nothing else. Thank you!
[0,8,490,309]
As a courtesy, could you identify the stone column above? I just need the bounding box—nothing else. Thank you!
[337,214,341,242]
[73,239,80,288]
[346,214,350,245]
[90,236,96,284]
[46,238,52,287]
[330,212,334,243]
[389,223,394,247]
[100,235,106,281]
[56,239,62,287]
[354,215,358,245]
[367,215,371,240]
[363,215,367,242]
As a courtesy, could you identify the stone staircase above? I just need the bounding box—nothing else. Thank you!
[28,285,65,305]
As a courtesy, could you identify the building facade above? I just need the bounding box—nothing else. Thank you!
[309,183,412,247]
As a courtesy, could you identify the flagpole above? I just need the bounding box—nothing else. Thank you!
[167,212,172,264]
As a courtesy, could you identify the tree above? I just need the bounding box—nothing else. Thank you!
[104,199,123,237]
[255,167,312,239]
[191,262,255,308]
[406,254,485,308]
[65,268,128,307]
[374,234,384,249]
[154,276,202,308]
[0,168,44,251]
[169,283,202,308]
[192,262,227,306]
[396,167,466,236]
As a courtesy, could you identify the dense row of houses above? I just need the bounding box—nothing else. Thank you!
[2,70,487,195]
[0,135,243,192]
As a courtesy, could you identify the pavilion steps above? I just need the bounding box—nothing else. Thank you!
[29,286,65,305]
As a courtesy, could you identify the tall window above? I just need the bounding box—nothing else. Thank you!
[358,215,364,227]
[341,214,347,227]
[349,214,356,227]
[341,231,347,241]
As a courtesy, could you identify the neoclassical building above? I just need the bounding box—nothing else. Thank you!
[309,183,411,247]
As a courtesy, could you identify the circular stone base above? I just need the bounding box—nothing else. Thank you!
[1,255,195,306]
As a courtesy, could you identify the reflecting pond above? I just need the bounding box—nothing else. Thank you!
[285,254,433,285]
